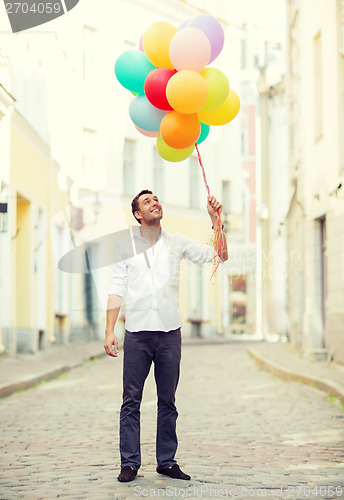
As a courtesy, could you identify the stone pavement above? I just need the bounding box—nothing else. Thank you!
[1,337,343,403]
[248,342,344,404]
[0,341,106,398]
[0,340,344,499]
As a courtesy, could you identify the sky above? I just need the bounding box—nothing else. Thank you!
[0,0,286,39]
[224,0,286,40]
[184,0,286,41]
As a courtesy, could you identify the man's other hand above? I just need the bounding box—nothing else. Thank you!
[104,332,119,357]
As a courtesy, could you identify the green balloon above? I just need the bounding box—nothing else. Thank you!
[157,135,194,162]
[115,50,156,94]
[197,122,210,144]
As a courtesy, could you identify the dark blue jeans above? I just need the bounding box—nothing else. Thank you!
[119,328,181,471]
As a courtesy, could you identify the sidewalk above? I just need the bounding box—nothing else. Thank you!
[1,336,344,402]
[248,341,344,404]
[0,341,106,398]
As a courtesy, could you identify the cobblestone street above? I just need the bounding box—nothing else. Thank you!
[1,342,343,499]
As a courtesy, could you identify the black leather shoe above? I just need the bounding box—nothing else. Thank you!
[156,464,191,480]
[117,466,137,482]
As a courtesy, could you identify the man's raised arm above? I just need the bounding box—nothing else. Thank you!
[207,195,228,262]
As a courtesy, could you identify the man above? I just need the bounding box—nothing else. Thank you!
[104,189,228,483]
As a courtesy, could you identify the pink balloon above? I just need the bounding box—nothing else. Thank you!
[189,15,224,64]
[169,28,211,72]
[135,125,159,137]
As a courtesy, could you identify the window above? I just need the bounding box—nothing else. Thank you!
[153,147,164,200]
[84,244,98,324]
[123,139,136,196]
[230,275,247,325]
[189,156,199,208]
[313,31,323,141]
[241,38,247,70]
[222,180,231,213]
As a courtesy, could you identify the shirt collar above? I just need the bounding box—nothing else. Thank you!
[134,226,164,242]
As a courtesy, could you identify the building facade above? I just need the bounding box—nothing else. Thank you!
[0,71,15,354]
[0,0,290,354]
[0,0,246,353]
[286,0,344,363]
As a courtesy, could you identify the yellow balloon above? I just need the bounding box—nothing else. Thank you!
[199,68,229,112]
[197,89,240,126]
[143,22,177,69]
[166,70,208,114]
[156,135,194,162]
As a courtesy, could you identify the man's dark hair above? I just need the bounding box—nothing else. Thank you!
[131,189,153,224]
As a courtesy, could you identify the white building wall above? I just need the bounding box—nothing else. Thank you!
[0,69,15,352]
[287,0,344,362]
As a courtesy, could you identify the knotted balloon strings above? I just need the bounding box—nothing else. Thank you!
[195,143,224,280]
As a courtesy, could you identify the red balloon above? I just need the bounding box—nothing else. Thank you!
[144,68,176,110]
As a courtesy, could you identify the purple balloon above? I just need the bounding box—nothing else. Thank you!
[189,15,224,64]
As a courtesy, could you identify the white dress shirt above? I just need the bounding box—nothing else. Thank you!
[108,227,215,332]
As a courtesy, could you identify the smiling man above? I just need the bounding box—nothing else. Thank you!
[104,189,228,483]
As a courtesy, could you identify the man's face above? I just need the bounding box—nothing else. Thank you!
[135,193,163,225]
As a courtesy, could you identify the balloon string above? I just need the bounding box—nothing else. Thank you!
[195,143,224,281]
[195,142,211,197]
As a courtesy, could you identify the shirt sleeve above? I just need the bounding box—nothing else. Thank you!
[180,235,214,264]
[108,260,128,296]
[108,239,129,297]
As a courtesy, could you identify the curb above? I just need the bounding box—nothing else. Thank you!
[0,365,71,398]
[182,337,262,346]
[0,351,106,399]
[0,340,262,399]
[248,346,344,404]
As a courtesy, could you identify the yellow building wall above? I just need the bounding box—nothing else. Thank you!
[10,119,67,343]
[15,197,31,328]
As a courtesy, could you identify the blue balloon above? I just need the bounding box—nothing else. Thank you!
[197,122,210,144]
[129,95,168,132]
[115,50,156,94]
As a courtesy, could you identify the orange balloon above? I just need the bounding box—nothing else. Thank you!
[166,70,208,114]
[160,111,201,149]
[197,89,240,126]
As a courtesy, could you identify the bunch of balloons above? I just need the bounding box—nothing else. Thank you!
[115,15,240,162]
